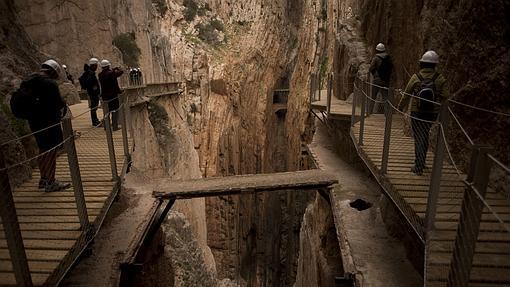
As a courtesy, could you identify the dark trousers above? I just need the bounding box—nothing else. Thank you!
[38,149,57,181]
[89,94,100,124]
[411,112,438,170]
[368,83,388,114]
[108,98,120,130]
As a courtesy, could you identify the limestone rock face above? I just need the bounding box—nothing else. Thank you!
[294,195,343,287]
[0,0,44,186]
[14,0,173,84]
[163,211,217,287]
[192,1,327,285]
[59,82,81,105]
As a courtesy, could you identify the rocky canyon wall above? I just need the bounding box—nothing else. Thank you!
[14,0,174,84]
[194,0,333,285]
[0,0,46,187]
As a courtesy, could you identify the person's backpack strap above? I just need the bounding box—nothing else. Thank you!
[431,72,439,82]
[416,73,424,82]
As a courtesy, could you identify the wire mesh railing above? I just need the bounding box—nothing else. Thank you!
[346,74,510,286]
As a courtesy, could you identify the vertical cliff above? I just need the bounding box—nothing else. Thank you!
[14,0,173,83]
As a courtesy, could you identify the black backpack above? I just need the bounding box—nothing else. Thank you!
[10,75,40,120]
[377,55,393,82]
[415,73,439,112]
[78,72,89,90]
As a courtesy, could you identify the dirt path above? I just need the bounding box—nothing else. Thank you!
[310,121,422,287]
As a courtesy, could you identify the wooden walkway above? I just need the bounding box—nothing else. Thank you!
[311,94,352,120]
[351,114,510,286]
[0,102,130,286]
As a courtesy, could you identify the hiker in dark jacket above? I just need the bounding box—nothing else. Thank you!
[79,58,101,126]
[98,59,124,131]
[398,50,449,175]
[62,65,74,84]
[26,60,71,192]
[369,43,393,114]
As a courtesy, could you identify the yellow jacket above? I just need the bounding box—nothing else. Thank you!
[398,68,449,113]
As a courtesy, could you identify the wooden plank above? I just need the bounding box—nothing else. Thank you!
[0,260,59,273]
[430,241,510,254]
[0,215,97,224]
[0,239,75,250]
[430,252,510,268]
[154,170,338,199]
[0,223,81,232]
[0,249,67,261]
[13,202,105,209]
[427,266,510,283]
[0,272,49,287]
[13,196,108,203]
[14,209,101,216]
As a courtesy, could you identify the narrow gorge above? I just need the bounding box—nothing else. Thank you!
[0,0,508,286]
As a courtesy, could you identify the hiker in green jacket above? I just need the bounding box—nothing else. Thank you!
[398,51,449,175]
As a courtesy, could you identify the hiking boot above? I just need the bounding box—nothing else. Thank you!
[411,166,423,176]
[38,178,49,189]
[44,180,71,192]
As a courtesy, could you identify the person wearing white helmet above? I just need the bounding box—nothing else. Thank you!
[98,59,124,131]
[62,64,74,84]
[10,59,71,192]
[79,57,101,126]
[398,50,449,175]
[368,43,393,114]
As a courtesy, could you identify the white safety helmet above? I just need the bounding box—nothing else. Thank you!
[62,64,67,69]
[100,59,111,68]
[420,50,440,64]
[41,59,62,74]
[376,43,386,52]
[89,58,99,65]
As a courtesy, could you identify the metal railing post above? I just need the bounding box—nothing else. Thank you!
[424,104,450,279]
[358,79,367,146]
[326,73,333,115]
[381,88,394,174]
[350,78,357,127]
[102,101,119,180]
[309,74,314,105]
[0,153,33,287]
[318,72,322,101]
[62,117,90,229]
[119,94,130,161]
[447,145,493,287]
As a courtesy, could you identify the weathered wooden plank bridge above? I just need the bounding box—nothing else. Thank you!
[119,169,338,284]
